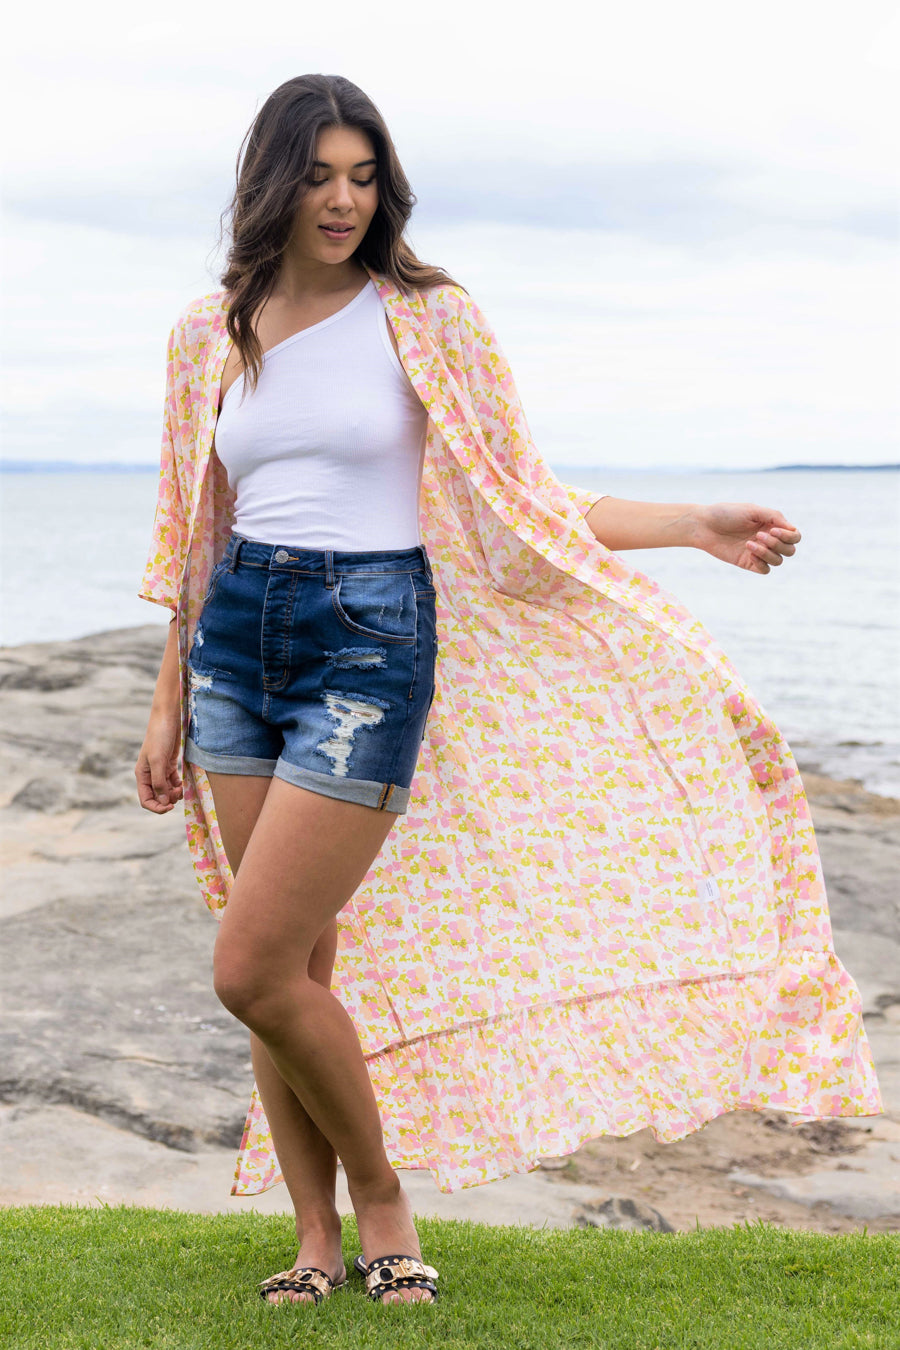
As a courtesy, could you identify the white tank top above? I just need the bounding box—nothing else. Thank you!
[213,279,428,549]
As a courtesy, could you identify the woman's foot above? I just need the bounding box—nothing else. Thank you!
[264,1230,347,1305]
[350,1176,435,1304]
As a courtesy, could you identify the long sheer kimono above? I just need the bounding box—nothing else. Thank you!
[139,264,881,1195]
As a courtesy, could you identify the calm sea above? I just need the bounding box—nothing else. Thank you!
[2,466,898,797]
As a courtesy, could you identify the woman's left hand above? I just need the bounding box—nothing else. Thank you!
[692,503,802,574]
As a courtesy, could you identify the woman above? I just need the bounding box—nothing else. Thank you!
[135,74,882,1310]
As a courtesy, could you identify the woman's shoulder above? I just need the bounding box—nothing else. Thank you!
[169,289,230,353]
[416,279,491,335]
[417,278,468,312]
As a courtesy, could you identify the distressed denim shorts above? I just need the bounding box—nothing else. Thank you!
[183,531,438,814]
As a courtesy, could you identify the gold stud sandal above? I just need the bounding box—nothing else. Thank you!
[258,1264,349,1305]
[353,1252,439,1303]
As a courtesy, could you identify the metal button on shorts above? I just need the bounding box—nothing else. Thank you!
[182,531,438,814]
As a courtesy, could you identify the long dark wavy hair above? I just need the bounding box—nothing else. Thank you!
[217,74,464,393]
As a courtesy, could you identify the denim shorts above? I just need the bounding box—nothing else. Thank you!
[183,531,438,813]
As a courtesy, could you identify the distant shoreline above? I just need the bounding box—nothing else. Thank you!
[2,460,898,474]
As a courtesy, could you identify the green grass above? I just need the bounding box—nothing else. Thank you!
[1,1205,898,1349]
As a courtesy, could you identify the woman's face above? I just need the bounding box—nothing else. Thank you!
[291,123,379,265]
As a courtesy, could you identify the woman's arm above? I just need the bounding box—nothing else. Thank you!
[134,616,183,813]
[138,315,191,611]
[585,497,802,575]
[436,288,801,577]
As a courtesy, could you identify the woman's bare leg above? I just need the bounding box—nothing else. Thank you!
[248,920,342,1225]
[209,772,434,1304]
[208,774,346,1305]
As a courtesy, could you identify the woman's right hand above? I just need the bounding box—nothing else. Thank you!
[135,707,183,813]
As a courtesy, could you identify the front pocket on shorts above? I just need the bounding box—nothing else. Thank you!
[331,573,417,643]
[202,557,229,608]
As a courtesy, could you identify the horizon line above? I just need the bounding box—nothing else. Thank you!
[1,459,898,474]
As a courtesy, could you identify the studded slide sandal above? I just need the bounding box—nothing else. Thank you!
[258,1264,349,1305]
[353,1252,440,1303]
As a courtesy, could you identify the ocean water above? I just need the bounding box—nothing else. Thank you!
[2,466,898,796]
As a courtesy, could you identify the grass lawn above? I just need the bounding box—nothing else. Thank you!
[2,1204,898,1348]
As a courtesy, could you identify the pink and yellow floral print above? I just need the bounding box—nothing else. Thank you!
[139,266,882,1196]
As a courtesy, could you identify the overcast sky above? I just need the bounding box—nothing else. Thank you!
[3,0,898,470]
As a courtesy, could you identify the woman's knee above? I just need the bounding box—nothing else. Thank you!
[213,913,337,1016]
[213,952,260,1022]
[212,939,291,1026]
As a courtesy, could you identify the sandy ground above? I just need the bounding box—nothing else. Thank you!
[1,624,897,1234]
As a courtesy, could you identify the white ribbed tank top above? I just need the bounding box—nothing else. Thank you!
[213,279,428,549]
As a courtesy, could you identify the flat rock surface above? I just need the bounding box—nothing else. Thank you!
[2,624,898,1232]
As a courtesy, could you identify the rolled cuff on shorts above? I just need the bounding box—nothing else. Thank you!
[183,736,411,813]
[184,736,276,777]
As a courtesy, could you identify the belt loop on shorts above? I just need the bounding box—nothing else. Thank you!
[228,534,244,572]
[324,549,335,589]
[420,547,434,586]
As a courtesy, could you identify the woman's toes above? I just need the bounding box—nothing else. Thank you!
[379,1287,433,1304]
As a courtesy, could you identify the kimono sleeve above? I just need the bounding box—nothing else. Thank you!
[562,481,609,520]
[138,319,190,613]
[447,290,608,524]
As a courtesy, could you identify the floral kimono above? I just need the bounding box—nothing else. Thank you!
[139,263,881,1196]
